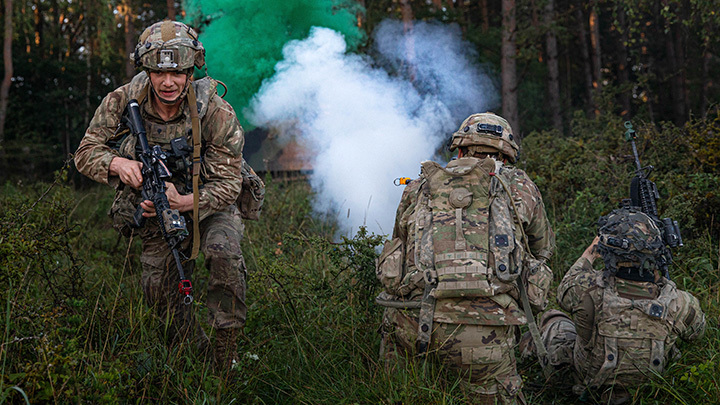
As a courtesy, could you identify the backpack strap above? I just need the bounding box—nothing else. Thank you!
[414,179,437,354]
[494,171,552,379]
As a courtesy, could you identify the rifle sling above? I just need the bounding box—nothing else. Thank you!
[494,173,552,380]
[186,85,201,260]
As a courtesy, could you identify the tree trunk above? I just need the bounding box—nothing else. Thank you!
[701,37,712,117]
[673,11,687,124]
[400,0,416,82]
[501,0,519,137]
[575,1,595,117]
[167,0,175,20]
[123,2,135,81]
[664,23,684,125]
[616,4,631,117]
[589,4,602,101]
[544,0,561,132]
[480,0,489,32]
[0,0,13,160]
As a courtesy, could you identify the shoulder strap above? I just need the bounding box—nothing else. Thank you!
[415,179,437,354]
[494,172,552,379]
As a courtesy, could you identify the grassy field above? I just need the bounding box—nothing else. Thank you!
[1,113,719,404]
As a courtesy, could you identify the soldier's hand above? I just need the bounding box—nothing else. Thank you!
[581,235,602,264]
[165,182,193,213]
[109,157,143,189]
[140,199,156,217]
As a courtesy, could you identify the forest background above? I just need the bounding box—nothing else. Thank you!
[1,0,720,403]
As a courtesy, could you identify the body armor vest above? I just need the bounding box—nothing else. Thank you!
[116,71,217,193]
[581,276,677,388]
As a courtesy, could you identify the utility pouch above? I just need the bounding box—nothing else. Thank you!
[376,237,405,295]
[108,189,139,238]
[523,256,553,313]
[237,159,265,220]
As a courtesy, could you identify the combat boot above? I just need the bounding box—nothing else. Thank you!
[213,328,239,371]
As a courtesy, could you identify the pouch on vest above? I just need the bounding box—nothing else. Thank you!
[237,159,265,220]
[376,237,405,295]
[421,157,519,299]
[522,255,552,312]
[586,283,675,388]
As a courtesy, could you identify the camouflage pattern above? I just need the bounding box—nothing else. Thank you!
[596,208,667,277]
[140,204,246,344]
[449,113,519,162]
[422,157,511,299]
[377,149,554,401]
[382,307,523,404]
[545,255,706,395]
[133,21,205,71]
[75,71,244,221]
[384,158,554,325]
[75,70,246,341]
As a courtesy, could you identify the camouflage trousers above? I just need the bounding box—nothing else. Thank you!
[537,310,577,369]
[136,204,247,348]
[381,307,523,404]
[538,310,636,403]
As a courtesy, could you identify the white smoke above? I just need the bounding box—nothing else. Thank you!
[246,20,498,237]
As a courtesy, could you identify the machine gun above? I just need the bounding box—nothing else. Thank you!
[124,99,193,305]
[622,121,683,277]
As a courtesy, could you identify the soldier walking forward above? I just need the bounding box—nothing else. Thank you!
[75,21,246,370]
[376,113,555,404]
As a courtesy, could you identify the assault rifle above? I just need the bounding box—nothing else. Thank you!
[124,99,194,305]
[622,121,683,278]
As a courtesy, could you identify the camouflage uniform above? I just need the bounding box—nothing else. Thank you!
[379,148,555,403]
[539,209,706,400]
[75,70,246,347]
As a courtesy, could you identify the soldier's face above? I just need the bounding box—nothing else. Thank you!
[149,71,188,105]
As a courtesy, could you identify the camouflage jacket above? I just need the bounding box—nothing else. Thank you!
[390,158,555,325]
[557,256,706,387]
[75,72,244,222]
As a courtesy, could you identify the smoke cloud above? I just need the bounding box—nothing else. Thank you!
[247,20,498,237]
[183,0,363,129]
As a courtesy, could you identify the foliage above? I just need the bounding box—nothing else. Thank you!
[1,111,718,403]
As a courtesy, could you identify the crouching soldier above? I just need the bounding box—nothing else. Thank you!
[376,113,555,404]
[525,208,706,403]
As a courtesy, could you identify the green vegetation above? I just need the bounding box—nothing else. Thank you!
[1,113,719,403]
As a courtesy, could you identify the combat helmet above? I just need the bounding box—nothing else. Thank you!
[449,112,519,162]
[132,21,205,72]
[596,208,667,282]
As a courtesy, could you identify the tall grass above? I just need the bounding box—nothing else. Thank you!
[1,112,719,403]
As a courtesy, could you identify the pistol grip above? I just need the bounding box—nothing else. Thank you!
[131,204,147,228]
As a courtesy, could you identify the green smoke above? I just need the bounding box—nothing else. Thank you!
[182,0,365,129]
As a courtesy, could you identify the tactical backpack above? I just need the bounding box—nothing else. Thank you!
[419,156,523,297]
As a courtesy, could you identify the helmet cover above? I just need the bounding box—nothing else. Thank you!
[449,112,519,162]
[596,208,666,280]
[133,21,205,71]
